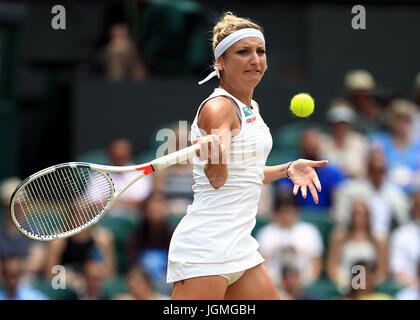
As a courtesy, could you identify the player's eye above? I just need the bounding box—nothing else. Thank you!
[257,49,266,54]
[237,49,247,54]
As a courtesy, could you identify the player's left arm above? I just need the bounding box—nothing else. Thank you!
[263,163,291,184]
[263,159,328,204]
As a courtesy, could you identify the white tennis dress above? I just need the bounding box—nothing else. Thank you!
[166,88,273,283]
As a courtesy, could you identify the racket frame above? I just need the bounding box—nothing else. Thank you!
[10,145,198,241]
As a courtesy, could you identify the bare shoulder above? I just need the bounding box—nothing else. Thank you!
[198,96,239,131]
[200,96,237,119]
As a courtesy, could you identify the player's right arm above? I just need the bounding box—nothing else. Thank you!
[194,97,240,189]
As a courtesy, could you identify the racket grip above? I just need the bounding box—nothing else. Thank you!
[151,145,199,171]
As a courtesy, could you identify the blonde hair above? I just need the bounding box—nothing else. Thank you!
[212,12,263,52]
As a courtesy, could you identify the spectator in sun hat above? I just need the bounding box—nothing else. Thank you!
[369,98,420,193]
[320,99,369,178]
[343,69,385,134]
[344,69,375,91]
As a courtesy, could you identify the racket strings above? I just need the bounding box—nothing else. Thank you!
[13,166,112,239]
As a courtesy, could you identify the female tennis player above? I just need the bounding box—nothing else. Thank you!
[167,12,328,300]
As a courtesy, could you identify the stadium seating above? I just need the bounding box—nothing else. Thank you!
[303,276,341,300]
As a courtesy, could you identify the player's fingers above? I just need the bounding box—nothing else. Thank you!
[313,174,322,192]
[309,160,328,167]
[193,136,208,146]
[210,135,220,164]
[308,183,318,204]
[301,185,307,199]
[200,141,208,161]
[196,138,209,161]
[197,134,214,145]
[220,143,226,164]
[293,184,299,196]
[206,139,212,161]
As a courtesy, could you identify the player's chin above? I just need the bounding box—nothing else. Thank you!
[243,72,263,85]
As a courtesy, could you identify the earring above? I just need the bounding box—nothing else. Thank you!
[265,65,268,71]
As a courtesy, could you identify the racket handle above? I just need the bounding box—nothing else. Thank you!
[151,145,199,171]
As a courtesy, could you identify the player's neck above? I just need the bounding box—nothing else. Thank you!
[219,83,254,108]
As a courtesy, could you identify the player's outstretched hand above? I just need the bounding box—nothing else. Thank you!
[287,159,328,204]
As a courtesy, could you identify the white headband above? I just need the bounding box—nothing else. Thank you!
[198,28,265,85]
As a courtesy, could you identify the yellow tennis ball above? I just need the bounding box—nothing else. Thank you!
[290,93,315,117]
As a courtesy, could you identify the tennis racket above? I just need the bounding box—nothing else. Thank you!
[9,145,199,241]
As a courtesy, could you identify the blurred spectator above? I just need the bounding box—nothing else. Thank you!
[395,261,420,300]
[128,192,173,296]
[343,69,386,134]
[0,255,48,300]
[153,124,194,216]
[128,192,173,265]
[108,138,152,215]
[370,98,420,193]
[333,149,410,240]
[77,259,107,300]
[44,227,115,292]
[95,23,147,81]
[257,194,324,288]
[390,190,420,287]
[327,199,388,291]
[0,177,46,276]
[275,128,346,210]
[320,100,368,178]
[88,138,153,218]
[112,265,169,300]
[278,264,320,300]
[339,260,393,300]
